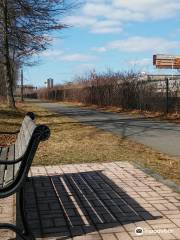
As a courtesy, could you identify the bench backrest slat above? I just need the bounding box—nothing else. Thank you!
[0,112,50,198]
[14,145,21,180]
[3,115,36,187]
[0,147,8,187]
[4,145,15,187]
[0,164,5,188]
[15,116,36,158]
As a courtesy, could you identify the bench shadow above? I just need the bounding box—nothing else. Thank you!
[20,171,161,239]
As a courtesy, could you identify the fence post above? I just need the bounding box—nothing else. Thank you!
[165,77,169,114]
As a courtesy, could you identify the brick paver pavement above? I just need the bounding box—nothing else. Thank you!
[0,162,179,240]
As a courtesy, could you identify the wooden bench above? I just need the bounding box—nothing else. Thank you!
[0,112,50,240]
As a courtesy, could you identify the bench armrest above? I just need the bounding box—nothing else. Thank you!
[0,130,20,135]
[0,158,22,165]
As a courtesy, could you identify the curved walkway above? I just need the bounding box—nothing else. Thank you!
[38,102,180,158]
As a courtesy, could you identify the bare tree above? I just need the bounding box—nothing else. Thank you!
[0,0,71,108]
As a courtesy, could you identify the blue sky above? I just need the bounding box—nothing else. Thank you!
[24,0,180,87]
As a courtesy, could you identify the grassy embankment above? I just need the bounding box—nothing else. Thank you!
[0,101,179,185]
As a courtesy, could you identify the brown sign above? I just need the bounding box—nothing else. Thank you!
[153,55,180,69]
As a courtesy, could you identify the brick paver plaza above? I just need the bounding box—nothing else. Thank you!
[0,162,180,240]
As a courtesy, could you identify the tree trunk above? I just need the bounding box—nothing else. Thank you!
[4,65,15,108]
[3,0,16,108]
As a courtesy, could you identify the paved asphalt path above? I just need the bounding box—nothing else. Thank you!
[38,102,180,158]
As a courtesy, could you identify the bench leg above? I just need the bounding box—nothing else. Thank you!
[0,187,34,240]
[19,187,29,235]
[0,223,27,240]
[16,187,35,240]
[0,186,35,240]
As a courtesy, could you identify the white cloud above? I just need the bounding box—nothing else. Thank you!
[64,16,96,27]
[112,0,180,20]
[92,46,107,53]
[91,20,123,33]
[83,3,112,17]
[61,54,94,62]
[92,27,122,33]
[128,58,151,67]
[63,0,180,34]
[95,37,180,53]
[41,50,95,62]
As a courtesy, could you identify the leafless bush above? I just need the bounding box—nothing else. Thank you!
[37,70,180,113]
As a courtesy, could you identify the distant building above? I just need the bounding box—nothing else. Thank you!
[15,85,37,97]
[145,75,180,94]
[138,74,180,81]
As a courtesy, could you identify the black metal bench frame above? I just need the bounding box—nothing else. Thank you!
[0,112,50,240]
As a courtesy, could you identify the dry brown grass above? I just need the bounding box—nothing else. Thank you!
[0,101,180,185]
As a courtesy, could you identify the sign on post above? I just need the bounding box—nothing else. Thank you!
[153,54,180,69]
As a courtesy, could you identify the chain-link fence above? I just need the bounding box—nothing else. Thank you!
[37,78,180,114]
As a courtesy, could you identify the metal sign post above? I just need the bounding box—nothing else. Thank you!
[153,54,180,114]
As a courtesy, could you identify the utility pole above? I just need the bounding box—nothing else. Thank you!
[21,69,24,102]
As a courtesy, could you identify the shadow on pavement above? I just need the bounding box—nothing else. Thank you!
[20,171,161,239]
